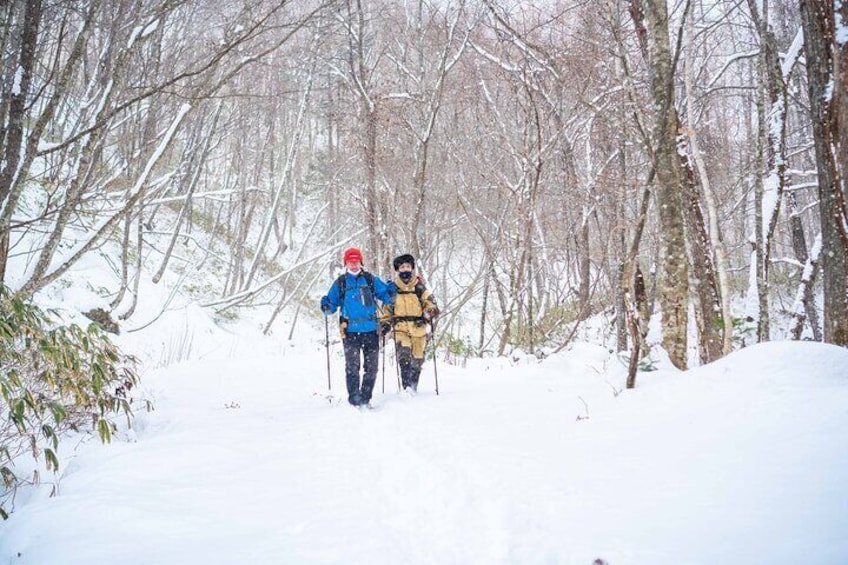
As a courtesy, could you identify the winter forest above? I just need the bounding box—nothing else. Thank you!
[2,0,848,528]
[3,0,848,362]
[4,0,848,369]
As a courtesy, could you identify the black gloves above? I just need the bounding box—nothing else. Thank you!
[380,320,392,337]
[320,298,331,314]
[423,306,439,321]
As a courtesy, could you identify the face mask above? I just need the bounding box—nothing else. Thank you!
[399,271,413,282]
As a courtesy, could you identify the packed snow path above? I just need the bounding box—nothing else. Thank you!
[2,341,847,564]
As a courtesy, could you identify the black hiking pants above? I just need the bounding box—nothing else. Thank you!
[343,331,379,405]
[397,344,423,392]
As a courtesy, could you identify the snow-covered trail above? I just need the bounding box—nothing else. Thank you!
[2,340,847,564]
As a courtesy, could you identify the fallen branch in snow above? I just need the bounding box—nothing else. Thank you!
[576,396,590,421]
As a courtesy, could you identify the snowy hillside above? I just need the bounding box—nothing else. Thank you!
[1,305,846,564]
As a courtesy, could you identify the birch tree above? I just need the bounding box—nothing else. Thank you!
[632,0,689,369]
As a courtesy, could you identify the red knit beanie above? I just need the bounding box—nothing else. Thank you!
[343,247,363,264]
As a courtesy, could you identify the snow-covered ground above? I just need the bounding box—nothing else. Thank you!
[1,300,847,564]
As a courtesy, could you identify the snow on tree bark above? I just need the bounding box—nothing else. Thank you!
[636,0,689,369]
[799,0,848,345]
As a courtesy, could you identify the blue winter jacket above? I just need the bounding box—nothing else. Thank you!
[321,271,396,333]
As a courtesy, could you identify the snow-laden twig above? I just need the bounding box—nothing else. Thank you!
[18,103,192,296]
[706,50,759,89]
[202,229,367,309]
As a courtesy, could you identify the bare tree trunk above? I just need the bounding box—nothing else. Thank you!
[791,233,822,339]
[752,33,770,342]
[679,141,723,364]
[363,103,381,268]
[0,3,18,160]
[683,13,734,355]
[119,214,145,321]
[638,0,689,369]
[343,0,385,270]
[831,0,848,340]
[0,0,42,282]
[787,191,822,339]
[615,141,629,352]
[747,0,790,344]
[479,262,492,356]
[225,149,247,295]
[111,210,133,311]
[497,268,518,356]
[622,183,652,387]
[799,0,848,345]
[577,208,591,320]
[625,306,641,389]
[615,261,629,352]
[835,0,848,231]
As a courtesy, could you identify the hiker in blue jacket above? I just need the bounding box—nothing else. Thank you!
[320,247,396,407]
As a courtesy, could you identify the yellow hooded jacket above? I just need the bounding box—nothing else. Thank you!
[385,275,438,359]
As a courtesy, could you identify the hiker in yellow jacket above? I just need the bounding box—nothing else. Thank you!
[385,254,439,393]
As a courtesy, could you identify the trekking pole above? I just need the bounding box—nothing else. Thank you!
[324,315,332,393]
[430,320,439,396]
[381,334,386,394]
[392,327,401,392]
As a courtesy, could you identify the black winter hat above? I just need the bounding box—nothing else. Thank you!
[393,254,415,271]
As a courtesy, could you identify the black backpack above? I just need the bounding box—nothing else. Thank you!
[396,282,425,303]
[391,279,428,323]
[335,271,376,322]
[335,271,375,300]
